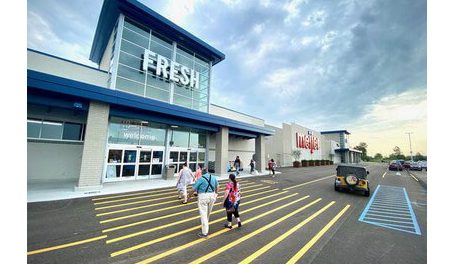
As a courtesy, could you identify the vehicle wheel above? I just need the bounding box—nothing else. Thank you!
[334,181,339,192]
[364,186,370,197]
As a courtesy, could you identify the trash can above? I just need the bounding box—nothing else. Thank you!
[165,165,176,180]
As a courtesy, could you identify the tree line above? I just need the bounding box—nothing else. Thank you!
[354,142,427,162]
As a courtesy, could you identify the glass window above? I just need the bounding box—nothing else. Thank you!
[179,151,188,162]
[119,51,142,69]
[153,151,163,162]
[173,94,192,109]
[116,77,145,96]
[108,122,140,145]
[124,150,137,163]
[189,132,199,148]
[41,121,63,139]
[174,85,192,97]
[171,130,189,148]
[124,18,149,38]
[151,164,162,175]
[121,39,145,58]
[140,125,166,146]
[122,165,135,177]
[138,165,150,176]
[139,151,151,162]
[117,64,146,84]
[145,85,170,103]
[122,27,149,49]
[198,133,207,148]
[146,73,170,91]
[151,32,172,49]
[189,152,197,162]
[149,40,173,59]
[198,152,205,162]
[27,119,41,138]
[62,123,83,140]
[106,165,121,178]
[169,151,179,163]
[108,149,123,163]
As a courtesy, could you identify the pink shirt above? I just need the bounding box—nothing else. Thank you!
[194,168,202,180]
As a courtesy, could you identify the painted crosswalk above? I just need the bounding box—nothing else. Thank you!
[359,185,421,235]
[28,175,352,264]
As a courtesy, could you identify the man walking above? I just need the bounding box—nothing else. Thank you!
[192,168,219,238]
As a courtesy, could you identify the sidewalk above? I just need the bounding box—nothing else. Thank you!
[27,171,277,203]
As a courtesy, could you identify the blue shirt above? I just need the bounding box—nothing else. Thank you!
[193,173,219,193]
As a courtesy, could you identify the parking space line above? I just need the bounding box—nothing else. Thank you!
[286,204,350,264]
[99,187,277,223]
[382,172,387,178]
[105,191,291,243]
[27,235,107,255]
[283,175,334,190]
[132,196,322,264]
[409,173,420,182]
[238,202,339,264]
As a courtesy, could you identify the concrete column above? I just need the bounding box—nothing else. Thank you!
[76,101,110,191]
[215,127,229,176]
[255,135,266,173]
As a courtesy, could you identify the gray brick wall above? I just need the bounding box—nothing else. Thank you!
[77,101,110,188]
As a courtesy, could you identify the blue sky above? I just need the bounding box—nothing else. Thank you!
[27,0,427,156]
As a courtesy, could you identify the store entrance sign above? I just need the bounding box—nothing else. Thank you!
[142,49,200,89]
[296,132,319,154]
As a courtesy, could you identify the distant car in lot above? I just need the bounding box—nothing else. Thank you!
[334,164,370,197]
[403,161,411,169]
[410,162,422,171]
[389,160,403,171]
[418,161,427,170]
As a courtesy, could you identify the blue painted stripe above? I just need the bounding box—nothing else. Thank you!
[368,207,411,214]
[359,185,381,221]
[372,200,408,206]
[364,217,414,225]
[366,213,412,221]
[363,221,417,235]
[368,209,411,217]
[402,187,422,235]
[371,204,409,209]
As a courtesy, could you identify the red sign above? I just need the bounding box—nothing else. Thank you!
[296,133,319,154]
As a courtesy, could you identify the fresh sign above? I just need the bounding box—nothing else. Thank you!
[142,49,200,89]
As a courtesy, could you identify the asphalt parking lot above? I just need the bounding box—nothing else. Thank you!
[27,163,426,264]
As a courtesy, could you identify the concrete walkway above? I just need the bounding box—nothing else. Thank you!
[27,171,278,203]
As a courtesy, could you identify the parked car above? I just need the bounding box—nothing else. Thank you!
[410,162,422,171]
[418,161,427,170]
[334,164,370,197]
[389,160,403,171]
[403,161,411,169]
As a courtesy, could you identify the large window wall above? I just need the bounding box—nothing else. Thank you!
[113,16,211,112]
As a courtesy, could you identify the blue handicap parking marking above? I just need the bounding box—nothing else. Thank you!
[358,185,421,235]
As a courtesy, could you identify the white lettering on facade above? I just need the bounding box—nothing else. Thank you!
[142,48,200,89]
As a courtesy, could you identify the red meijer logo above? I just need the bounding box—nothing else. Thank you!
[296,133,319,154]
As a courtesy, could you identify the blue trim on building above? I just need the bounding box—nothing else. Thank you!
[28,90,89,111]
[28,48,108,74]
[27,70,274,136]
[89,0,225,65]
[229,129,257,139]
[321,130,351,135]
[335,148,362,153]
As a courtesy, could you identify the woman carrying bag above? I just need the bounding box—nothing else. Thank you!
[223,173,241,229]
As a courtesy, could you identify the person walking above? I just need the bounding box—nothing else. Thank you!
[192,168,219,238]
[250,159,256,174]
[269,159,277,177]
[176,162,194,204]
[223,173,241,229]
[194,164,203,181]
[234,156,241,176]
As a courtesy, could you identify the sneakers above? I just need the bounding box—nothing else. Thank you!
[224,224,232,229]
[238,221,242,227]
[197,233,208,238]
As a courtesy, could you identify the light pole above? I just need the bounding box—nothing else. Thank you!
[405,132,413,161]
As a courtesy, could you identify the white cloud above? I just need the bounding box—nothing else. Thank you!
[283,0,308,23]
[320,31,337,51]
[253,23,265,34]
[163,0,199,26]
[302,10,327,27]
[27,11,95,66]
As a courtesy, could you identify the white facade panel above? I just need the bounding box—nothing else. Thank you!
[209,104,264,127]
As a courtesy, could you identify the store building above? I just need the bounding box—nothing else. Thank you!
[264,123,362,167]
[27,0,273,192]
[27,0,362,195]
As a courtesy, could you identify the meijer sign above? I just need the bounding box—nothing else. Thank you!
[142,49,200,89]
[296,132,319,154]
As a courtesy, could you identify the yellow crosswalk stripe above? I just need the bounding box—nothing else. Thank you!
[95,182,261,210]
[239,202,340,264]
[27,235,107,255]
[111,193,307,257]
[283,175,335,190]
[98,186,273,221]
[91,178,247,201]
[105,190,290,242]
[94,181,256,206]
[130,197,319,263]
[189,201,335,264]
[286,204,351,264]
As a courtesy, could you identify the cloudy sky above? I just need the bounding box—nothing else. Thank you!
[27,0,427,157]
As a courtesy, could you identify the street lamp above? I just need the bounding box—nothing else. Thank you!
[405,132,413,161]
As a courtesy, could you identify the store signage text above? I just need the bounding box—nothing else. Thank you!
[296,132,319,154]
[142,49,200,89]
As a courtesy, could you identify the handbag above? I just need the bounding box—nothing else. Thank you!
[224,188,236,213]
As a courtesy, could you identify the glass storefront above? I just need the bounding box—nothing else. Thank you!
[104,117,207,182]
[113,17,211,112]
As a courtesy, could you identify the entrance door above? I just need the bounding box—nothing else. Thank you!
[168,148,206,176]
